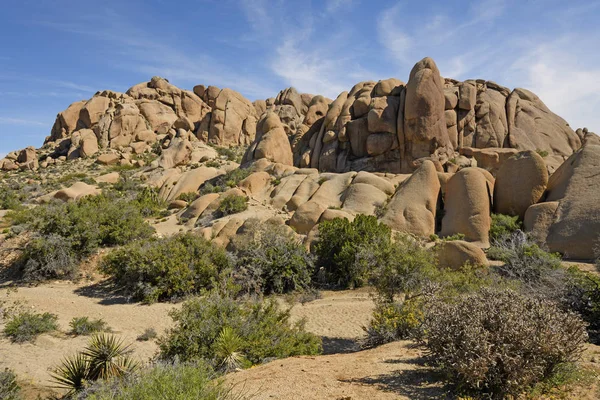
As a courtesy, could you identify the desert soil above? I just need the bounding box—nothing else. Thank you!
[1,275,599,399]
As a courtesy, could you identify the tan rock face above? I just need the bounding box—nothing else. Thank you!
[157,137,193,169]
[524,201,559,245]
[437,240,488,270]
[209,88,257,146]
[402,57,452,170]
[250,112,293,166]
[380,160,440,236]
[494,150,548,219]
[68,129,99,159]
[49,100,86,141]
[441,168,491,247]
[545,144,600,259]
[506,88,581,156]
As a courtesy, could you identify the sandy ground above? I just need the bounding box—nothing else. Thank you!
[1,269,599,399]
[226,341,447,400]
[0,280,377,399]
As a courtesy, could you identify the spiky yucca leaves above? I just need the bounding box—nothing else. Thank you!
[83,334,138,381]
[214,327,247,372]
[50,353,90,396]
[51,334,138,395]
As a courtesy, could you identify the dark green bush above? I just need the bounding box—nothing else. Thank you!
[215,146,245,163]
[423,287,587,398]
[177,192,199,204]
[9,193,155,281]
[0,185,24,210]
[3,311,59,343]
[200,168,253,194]
[0,369,21,400]
[83,362,240,400]
[563,267,600,334]
[489,213,521,242]
[233,225,314,295]
[365,234,437,303]
[314,214,391,288]
[215,195,248,217]
[100,233,230,303]
[159,292,321,365]
[20,234,78,281]
[70,317,111,336]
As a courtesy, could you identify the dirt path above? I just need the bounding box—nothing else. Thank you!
[226,341,447,400]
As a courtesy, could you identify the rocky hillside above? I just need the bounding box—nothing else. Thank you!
[1,56,599,260]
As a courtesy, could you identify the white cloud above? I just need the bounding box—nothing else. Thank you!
[377,4,413,65]
[326,0,354,13]
[0,117,46,126]
[36,11,278,99]
[509,36,600,130]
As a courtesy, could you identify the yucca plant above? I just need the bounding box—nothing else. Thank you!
[50,353,90,396]
[51,334,138,395]
[214,327,247,372]
[83,334,138,381]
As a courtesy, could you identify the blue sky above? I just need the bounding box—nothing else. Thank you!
[1,0,599,158]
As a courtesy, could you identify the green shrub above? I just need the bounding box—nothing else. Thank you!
[200,168,253,194]
[0,369,21,400]
[132,187,167,217]
[216,146,245,163]
[100,233,229,303]
[563,267,600,334]
[83,362,240,400]
[177,192,199,204]
[365,234,437,303]
[423,287,587,398]
[488,231,563,299]
[215,195,248,217]
[69,317,111,336]
[3,311,59,343]
[233,225,314,295]
[137,328,157,342]
[159,293,321,365]
[10,193,155,281]
[204,160,222,169]
[314,214,391,288]
[362,298,425,348]
[52,334,137,396]
[20,234,78,281]
[0,185,24,210]
[489,213,521,242]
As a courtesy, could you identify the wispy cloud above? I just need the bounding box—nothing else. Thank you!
[326,0,355,13]
[0,117,47,126]
[36,9,278,99]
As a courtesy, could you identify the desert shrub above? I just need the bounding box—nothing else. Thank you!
[314,214,391,288]
[159,292,321,366]
[200,168,253,194]
[365,234,438,303]
[20,233,78,280]
[70,317,111,336]
[0,185,25,210]
[362,298,425,348]
[204,160,222,169]
[11,193,155,281]
[52,334,137,396]
[100,233,229,303]
[177,192,199,204]
[132,187,167,217]
[233,225,315,295]
[137,328,157,342]
[422,287,587,398]
[488,231,564,298]
[82,362,241,400]
[563,267,600,334]
[3,311,59,343]
[0,369,21,400]
[215,195,248,217]
[489,213,521,242]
